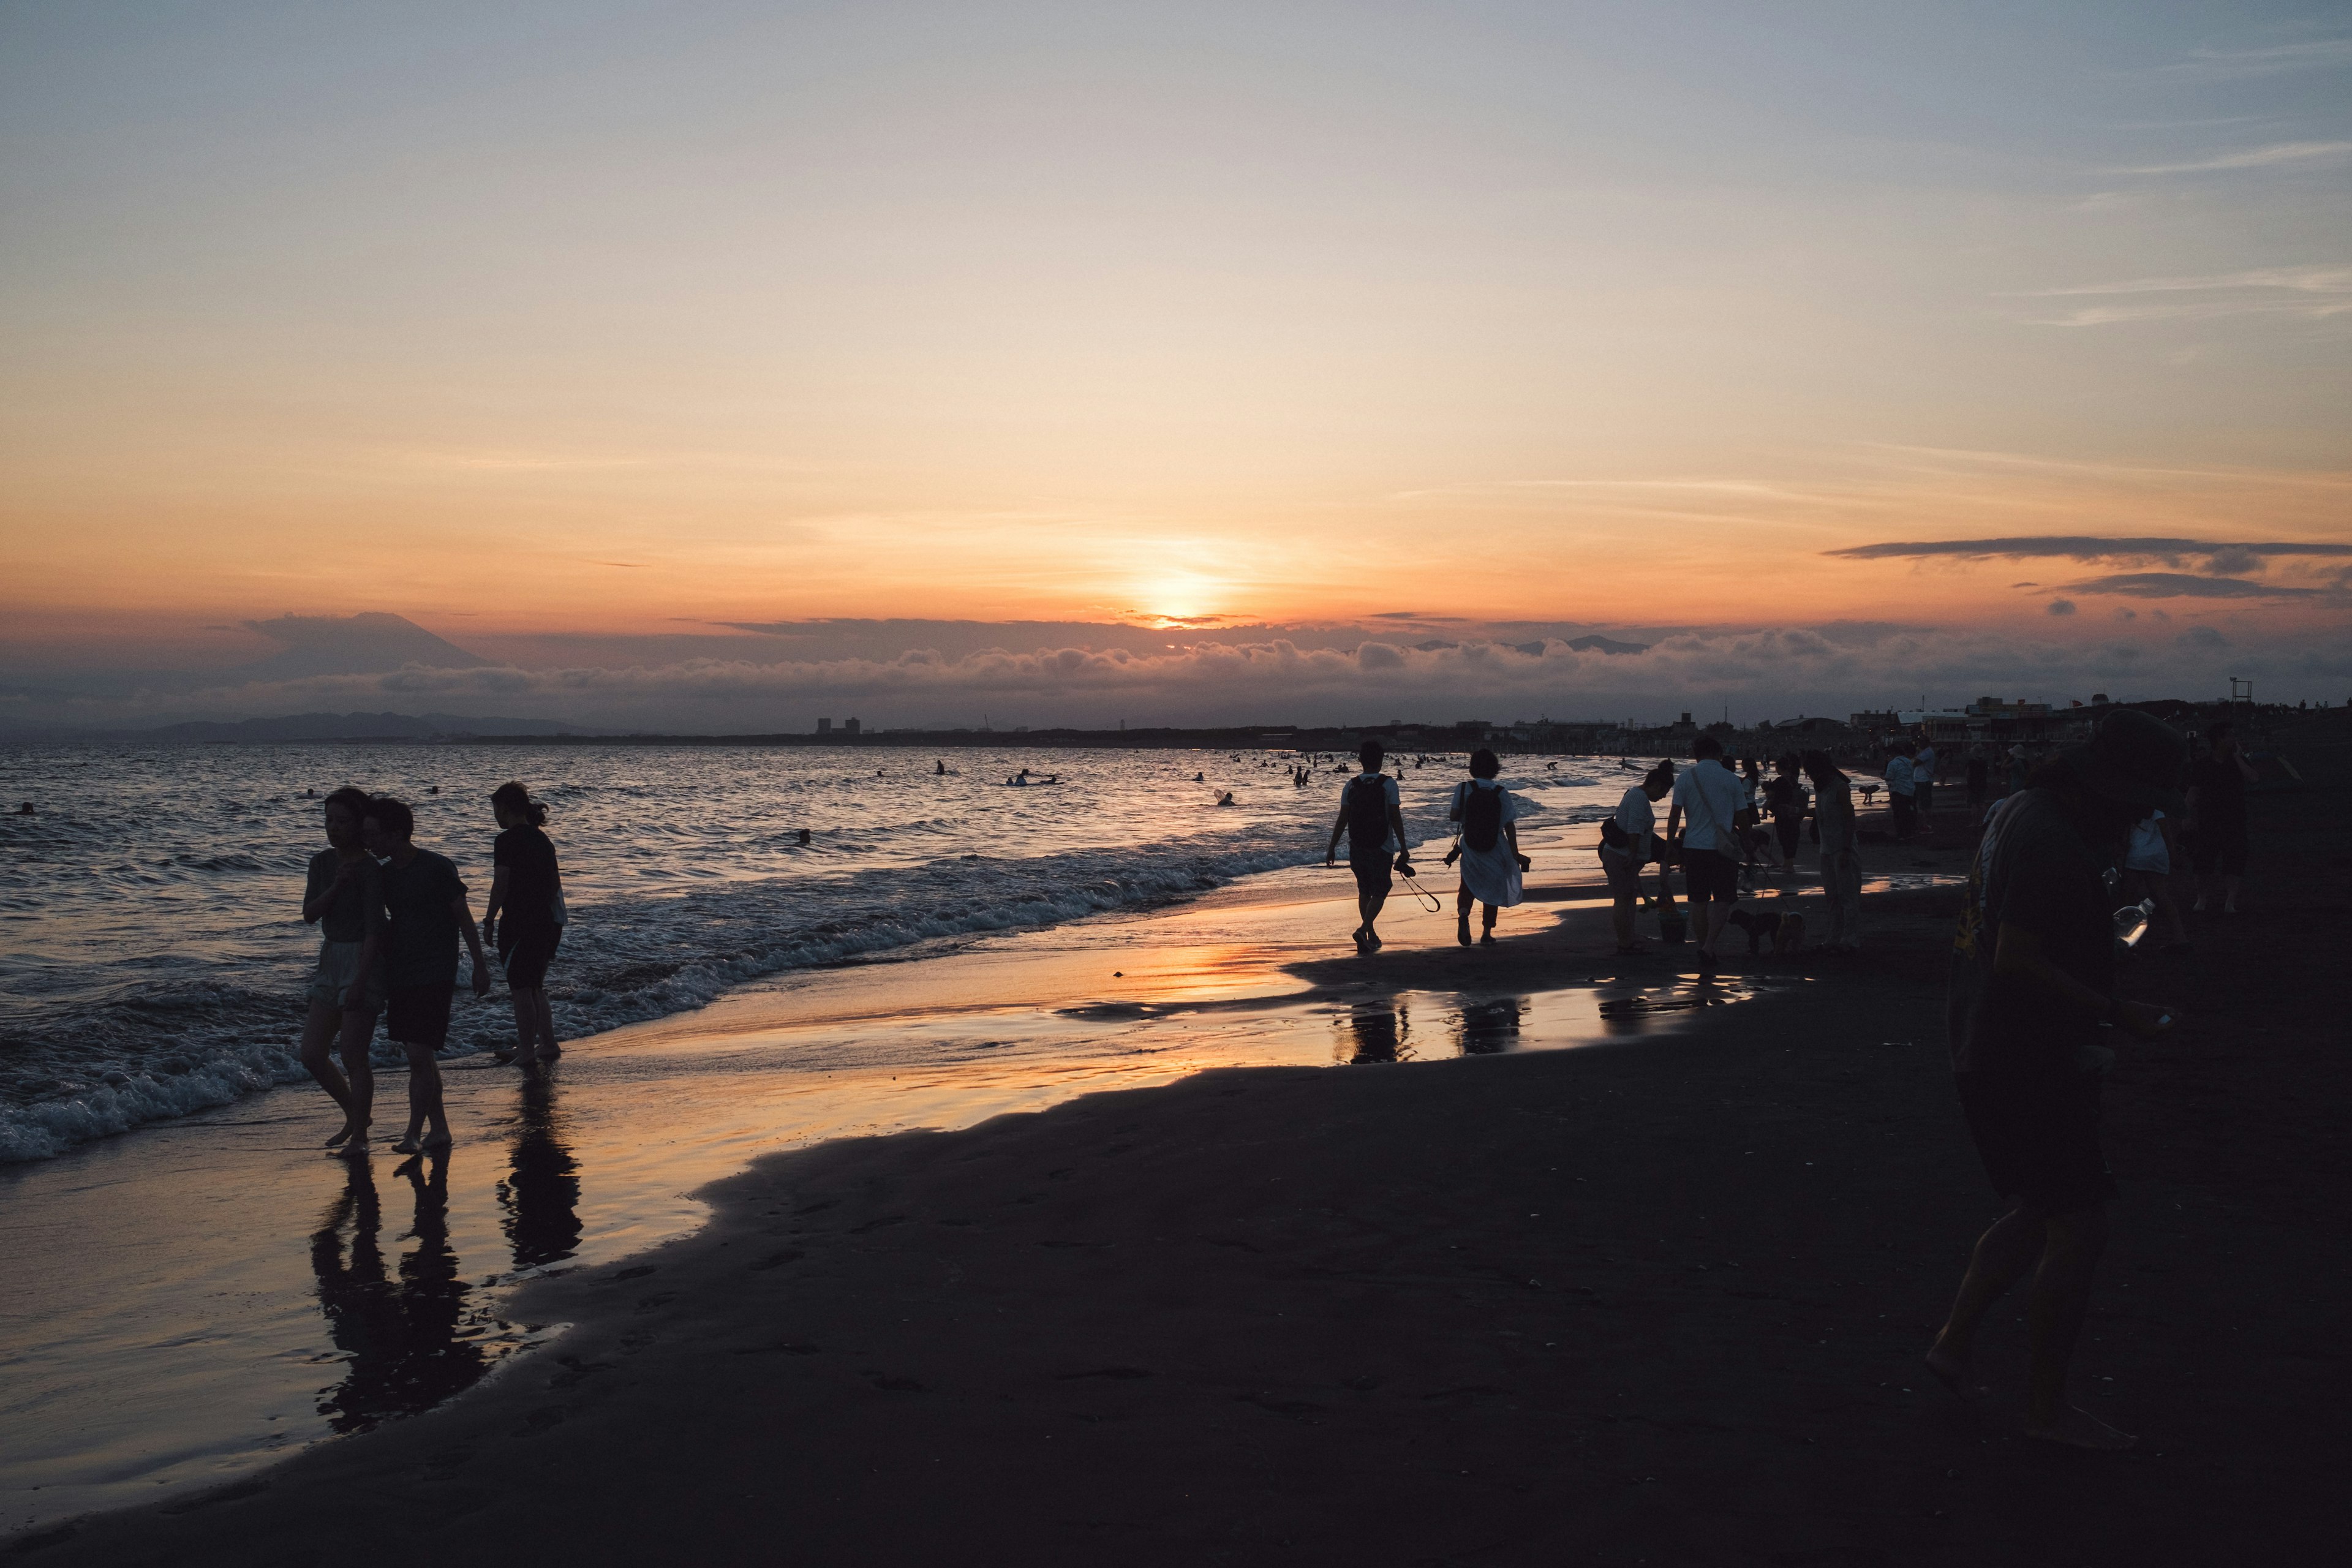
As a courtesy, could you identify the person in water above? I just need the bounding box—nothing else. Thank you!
[1445,748,1526,946]
[1928,710,2184,1449]
[483,782,567,1069]
[300,786,387,1148]
[363,796,492,1152]
[1325,739,1413,952]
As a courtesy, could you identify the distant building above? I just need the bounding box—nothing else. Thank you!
[816,717,832,735]
[844,717,861,736]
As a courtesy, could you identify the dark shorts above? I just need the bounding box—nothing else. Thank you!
[501,924,564,989]
[2188,822,2248,878]
[1890,792,1916,837]
[1681,846,1738,902]
[1914,782,1935,813]
[385,982,456,1050]
[1350,851,1393,895]
[1955,1069,2118,1215]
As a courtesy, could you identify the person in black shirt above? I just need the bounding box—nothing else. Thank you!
[363,796,491,1153]
[1927,710,2185,1449]
[2184,720,2258,914]
[483,782,567,1067]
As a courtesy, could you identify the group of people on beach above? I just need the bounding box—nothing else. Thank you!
[300,782,567,1153]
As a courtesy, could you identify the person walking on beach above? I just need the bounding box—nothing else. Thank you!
[1913,736,1939,832]
[483,782,567,1068]
[363,796,492,1153]
[1803,751,1861,950]
[1764,753,1807,876]
[1884,742,1917,841]
[1927,710,2185,1449]
[1325,739,1413,952]
[300,786,387,1148]
[2184,720,2257,914]
[1966,747,1991,820]
[1444,748,1527,947]
[2123,807,2188,949]
[1665,736,1746,976]
[1602,763,1674,955]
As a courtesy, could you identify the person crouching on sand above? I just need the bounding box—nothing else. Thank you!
[1928,709,2185,1449]
[1325,739,1412,952]
[1600,763,1673,955]
[363,796,492,1153]
[483,782,567,1068]
[300,786,387,1148]
[1445,748,1528,946]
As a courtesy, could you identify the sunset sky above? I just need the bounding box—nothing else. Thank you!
[2,2,2346,729]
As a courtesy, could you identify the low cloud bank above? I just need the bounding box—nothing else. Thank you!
[13,624,2346,734]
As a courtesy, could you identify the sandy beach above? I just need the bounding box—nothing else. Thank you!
[8,792,2344,1565]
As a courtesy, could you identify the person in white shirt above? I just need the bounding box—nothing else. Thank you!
[2123,808,2187,948]
[1666,735,1748,975]
[1601,763,1674,954]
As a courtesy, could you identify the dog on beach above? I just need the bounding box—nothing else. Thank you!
[1724,907,1806,956]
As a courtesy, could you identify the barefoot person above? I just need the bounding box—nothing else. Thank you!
[1927,710,2186,1449]
[363,796,492,1154]
[1802,751,1861,951]
[1665,735,1745,977]
[483,782,567,1068]
[1600,763,1673,955]
[299,787,386,1147]
[1444,748,1527,946]
[1325,739,1413,952]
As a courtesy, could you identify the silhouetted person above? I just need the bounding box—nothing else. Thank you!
[1602,763,1674,954]
[1764,753,1807,874]
[363,796,491,1153]
[1803,751,1862,951]
[1325,739,1413,952]
[2184,720,2257,914]
[1444,748,1525,946]
[300,786,386,1148]
[1885,741,1918,841]
[483,782,565,1069]
[1665,735,1744,976]
[1929,711,2184,1449]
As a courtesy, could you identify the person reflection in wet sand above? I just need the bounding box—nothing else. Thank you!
[1341,1001,1408,1063]
[309,1151,490,1433]
[500,1077,583,1270]
[1457,997,1524,1055]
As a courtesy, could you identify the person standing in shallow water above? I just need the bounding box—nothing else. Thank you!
[1325,739,1412,952]
[1927,710,2185,1449]
[483,782,567,1068]
[300,787,386,1148]
[363,796,492,1153]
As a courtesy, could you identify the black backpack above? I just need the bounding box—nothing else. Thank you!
[1461,783,1504,853]
[1344,774,1390,850]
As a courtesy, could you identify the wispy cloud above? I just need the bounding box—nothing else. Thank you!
[2152,37,2352,79]
[1825,537,2352,565]
[2060,573,2329,600]
[2121,140,2352,175]
[2009,265,2352,327]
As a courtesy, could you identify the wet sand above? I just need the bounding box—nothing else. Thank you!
[12,794,2346,1564]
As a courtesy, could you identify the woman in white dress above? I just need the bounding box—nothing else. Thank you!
[1446,748,1528,946]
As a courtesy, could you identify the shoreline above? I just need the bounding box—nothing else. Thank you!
[14,794,2341,1562]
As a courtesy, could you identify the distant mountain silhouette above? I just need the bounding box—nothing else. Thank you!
[233,613,489,681]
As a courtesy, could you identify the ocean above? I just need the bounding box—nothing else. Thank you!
[0,743,1638,1162]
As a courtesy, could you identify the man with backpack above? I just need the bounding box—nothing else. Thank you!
[1325,739,1414,952]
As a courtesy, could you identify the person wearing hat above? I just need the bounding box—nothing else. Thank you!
[1925,708,2185,1450]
